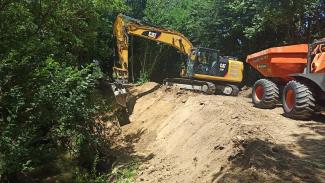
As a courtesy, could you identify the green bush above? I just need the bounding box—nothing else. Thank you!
[0,57,107,181]
[0,0,127,182]
[136,71,150,84]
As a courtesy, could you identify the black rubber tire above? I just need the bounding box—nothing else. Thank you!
[252,79,279,109]
[282,81,316,120]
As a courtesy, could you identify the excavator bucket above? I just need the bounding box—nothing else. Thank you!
[110,82,128,108]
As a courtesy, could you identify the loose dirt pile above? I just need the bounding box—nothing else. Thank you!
[121,82,325,183]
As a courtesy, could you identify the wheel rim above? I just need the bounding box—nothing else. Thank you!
[255,85,264,101]
[285,89,295,110]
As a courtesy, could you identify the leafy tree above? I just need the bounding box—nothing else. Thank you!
[126,0,147,18]
[0,0,127,182]
[144,0,325,57]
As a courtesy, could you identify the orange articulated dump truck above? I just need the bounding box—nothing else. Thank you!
[247,40,325,120]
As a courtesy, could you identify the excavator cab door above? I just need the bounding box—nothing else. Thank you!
[186,57,195,77]
[191,48,223,77]
[184,49,199,78]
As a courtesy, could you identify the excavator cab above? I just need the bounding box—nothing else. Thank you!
[187,48,241,81]
[192,48,221,76]
[183,48,219,77]
[170,47,242,96]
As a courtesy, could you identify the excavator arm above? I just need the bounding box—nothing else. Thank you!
[113,14,193,82]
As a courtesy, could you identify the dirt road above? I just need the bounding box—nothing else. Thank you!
[121,83,325,183]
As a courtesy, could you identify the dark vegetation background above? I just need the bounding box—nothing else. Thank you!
[0,0,324,182]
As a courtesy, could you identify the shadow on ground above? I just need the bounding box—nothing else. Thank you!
[213,113,325,183]
[214,130,325,183]
[106,128,155,182]
[112,128,154,158]
[111,128,155,164]
[126,84,161,115]
[115,84,161,126]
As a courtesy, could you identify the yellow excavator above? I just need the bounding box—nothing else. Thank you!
[111,14,244,107]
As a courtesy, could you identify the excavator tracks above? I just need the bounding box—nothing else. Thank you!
[164,78,216,95]
[164,78,240,96]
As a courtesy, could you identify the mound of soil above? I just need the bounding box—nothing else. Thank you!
[122,82,325,183]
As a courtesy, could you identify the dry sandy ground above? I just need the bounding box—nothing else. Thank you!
[121,82,325,183]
